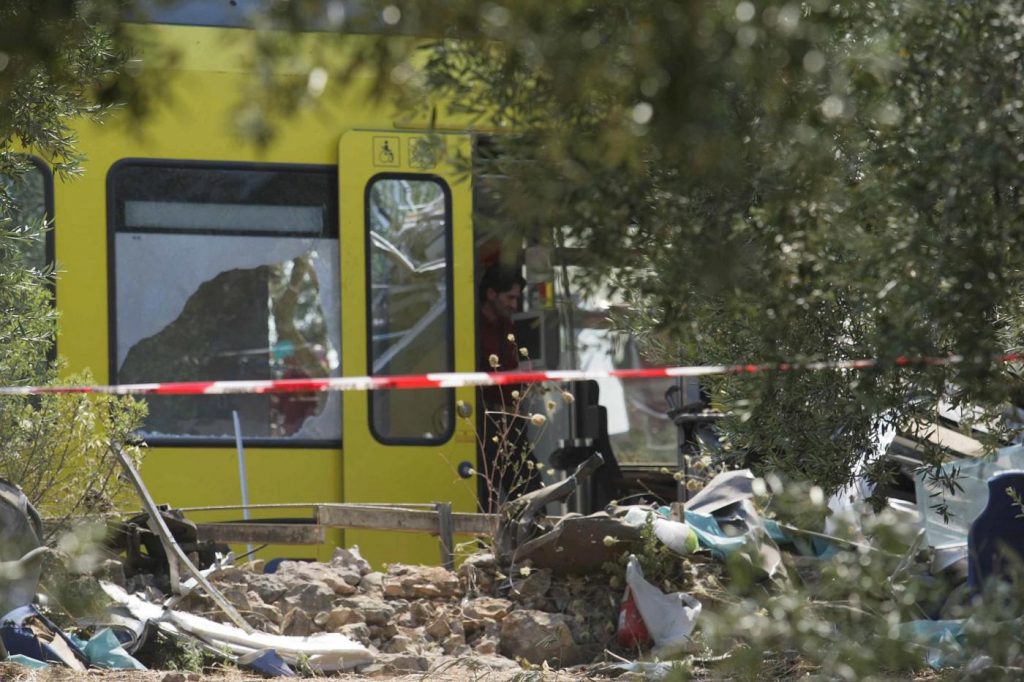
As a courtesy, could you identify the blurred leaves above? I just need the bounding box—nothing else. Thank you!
[0,0,146,530]
[287,0,1024,492]
[6,0,1024,495]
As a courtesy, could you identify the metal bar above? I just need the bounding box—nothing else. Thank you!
[112,445,255,633]
[197,523,325,546]
[176,502,434,513]
[315,504,496,535]
[435,502,454,570]
[232,410,254,558]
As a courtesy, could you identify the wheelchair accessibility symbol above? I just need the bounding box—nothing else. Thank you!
[373,136,400,167]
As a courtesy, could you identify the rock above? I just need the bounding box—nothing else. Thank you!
[313,610,330,627]
[247,591,284,625]
[334,567,364,588]
[375,653,430,673]
[331,546,372,575]
[324,606,360,630]
[341,622,372,644]
[125,572,160,595]
[472,654,522,671]
[461,552,496,572]
[508,568,552,606]
[218,583,252,612]
[382,564,462,600]
[359,571,385,596]
[383,579,406,599]
[965,655,995,679]
[246,574,288,605]
[459,552,497,595]
[409,600,436,625]
[336,595,396,626]
[355,663,389,677]
[464,597,513,622]
[283,582,335,613]
[499,609,581,666]
[324,574,358,596]
[464,598,511,635]
[425,615,450,640]
[275,560,359,597]
[160,674,187,682]
[441,633,466,654]
[209,566,248,584]
[281,607,315,636]
[383,634,414,654]
[474,636,499,655]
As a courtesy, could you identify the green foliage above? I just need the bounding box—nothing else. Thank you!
[38,526,115,622]
[0,1,146,526]
[301,0,1024,494]
[634,510,685,589]
[0,2,135,181]
[135,629,204,673]
[47,1,1021,495]
[701,503,931,679]
[0,372,147,529]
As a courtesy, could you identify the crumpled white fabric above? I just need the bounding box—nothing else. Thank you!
[624,554,701,657]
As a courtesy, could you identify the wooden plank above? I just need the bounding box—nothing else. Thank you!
[315,504,496,535]
[197,523,325,545]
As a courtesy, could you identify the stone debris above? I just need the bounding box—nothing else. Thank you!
[170,545,621,671]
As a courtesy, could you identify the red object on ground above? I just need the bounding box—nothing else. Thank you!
[616,587,652,649]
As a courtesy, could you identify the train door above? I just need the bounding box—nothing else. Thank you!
[338,131,478,565]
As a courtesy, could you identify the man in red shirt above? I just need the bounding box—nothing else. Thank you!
[477,265,541,510]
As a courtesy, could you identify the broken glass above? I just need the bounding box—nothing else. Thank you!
[367,177,452,442]
[110,163,340,443]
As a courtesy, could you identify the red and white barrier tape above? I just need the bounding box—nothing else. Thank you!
[0,352,1019,397]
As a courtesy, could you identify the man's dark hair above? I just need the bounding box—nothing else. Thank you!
[479,264,526,300]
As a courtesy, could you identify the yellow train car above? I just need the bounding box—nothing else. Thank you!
[7,4,684,566]
[57,9,482,565]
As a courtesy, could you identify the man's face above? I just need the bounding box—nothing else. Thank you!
[488,283,521,320]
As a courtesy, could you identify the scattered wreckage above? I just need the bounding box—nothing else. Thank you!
[4,402,1024,677]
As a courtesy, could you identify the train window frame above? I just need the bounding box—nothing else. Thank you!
[364,173,456,446]
[107,158,342,448]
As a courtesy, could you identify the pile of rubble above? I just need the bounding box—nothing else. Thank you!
[158,547,622,675]
[13,442,1024,679]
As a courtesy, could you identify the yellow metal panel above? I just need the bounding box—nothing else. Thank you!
[53,39,366,558]
[339,131,478,567]
[141,447,344,562]
[49,23,484,566]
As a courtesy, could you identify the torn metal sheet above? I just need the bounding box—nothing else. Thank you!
[101,583,373,672]
[494,453,648,571]
[0,479,44,615]
[516,513,644,573]
[681,470,788,580]
[684,469,755,515]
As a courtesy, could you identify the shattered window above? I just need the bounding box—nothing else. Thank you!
[110,162,342,443]
[367,176,453,443]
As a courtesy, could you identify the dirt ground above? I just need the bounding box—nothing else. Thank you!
[0,660,958,682]
[0,666,596,682]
